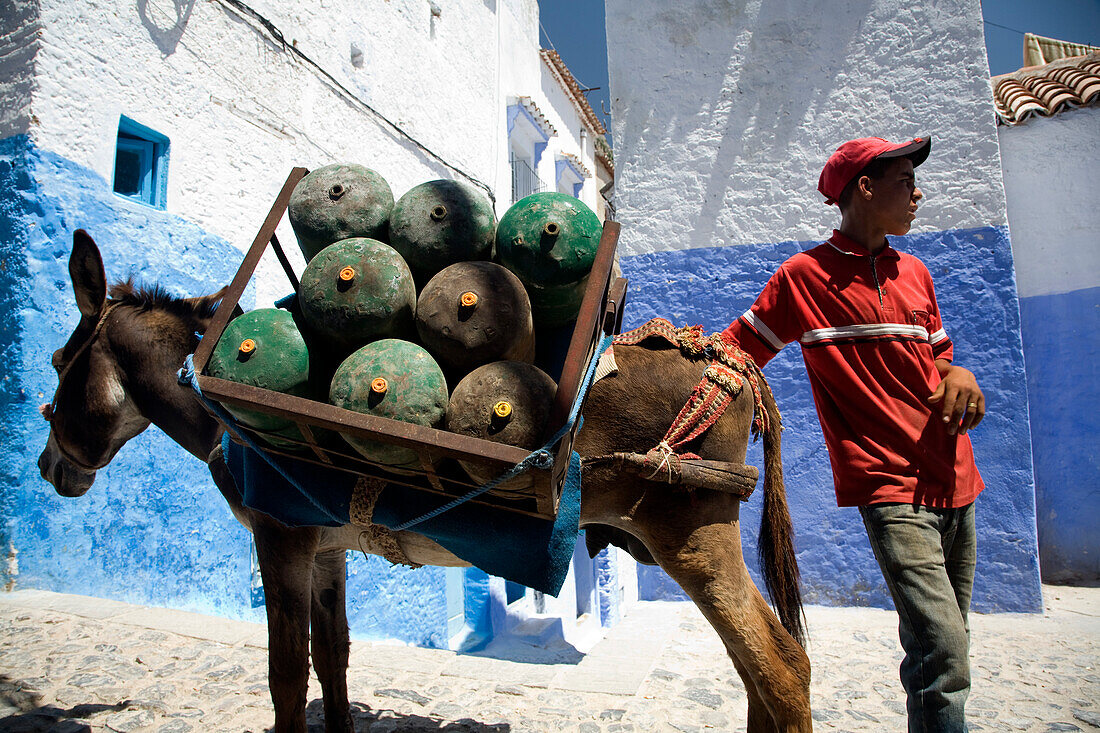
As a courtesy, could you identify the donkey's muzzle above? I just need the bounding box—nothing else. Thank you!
[38,438,96,497]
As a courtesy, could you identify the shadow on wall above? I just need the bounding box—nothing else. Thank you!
[137,0,195,56]
[614,0,872,251]
[0,0,41,141]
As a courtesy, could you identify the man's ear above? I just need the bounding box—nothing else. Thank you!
[857,175,874,201]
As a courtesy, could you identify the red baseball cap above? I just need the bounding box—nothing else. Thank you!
[817,136,931,205]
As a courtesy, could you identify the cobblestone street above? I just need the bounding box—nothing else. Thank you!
[1,586,1096,732]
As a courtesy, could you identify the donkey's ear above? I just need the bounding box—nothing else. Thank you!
[186,286,243,324]
[70,230,107,318]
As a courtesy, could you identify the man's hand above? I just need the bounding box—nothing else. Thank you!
[928,361,985,435]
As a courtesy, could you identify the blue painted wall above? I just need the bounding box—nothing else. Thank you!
[625,226,1043,613]
[0,135,453,645]
[1019,286,1099,582]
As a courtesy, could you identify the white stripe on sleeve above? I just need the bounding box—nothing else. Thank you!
[929,328,948,345]
[800,323,930,344]
[742,310,786,351]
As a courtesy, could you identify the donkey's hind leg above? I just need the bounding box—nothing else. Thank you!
[310,549,353,733]
[643,506,812,732]
[253,516,321,733]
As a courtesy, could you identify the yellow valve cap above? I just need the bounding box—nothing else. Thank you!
[493,401,513,419]
[460,291,479,308]
[338,266,356,282]
[370,377,388,395]
[238,338,257,355]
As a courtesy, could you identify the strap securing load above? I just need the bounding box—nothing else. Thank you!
[586,318,777,498]
[612,317,772,438]
[350,477,422,568]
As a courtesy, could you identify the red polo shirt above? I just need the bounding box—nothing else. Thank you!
[722,231,983,508]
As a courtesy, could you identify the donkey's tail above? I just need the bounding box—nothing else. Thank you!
[755,371,806,647]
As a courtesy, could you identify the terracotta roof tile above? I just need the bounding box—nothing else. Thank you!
[992,52,1100,125]
[540,48,607,136]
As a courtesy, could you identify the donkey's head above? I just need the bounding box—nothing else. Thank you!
[38,230,226,496]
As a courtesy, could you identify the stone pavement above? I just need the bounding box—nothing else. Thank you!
[0,585,1096,732]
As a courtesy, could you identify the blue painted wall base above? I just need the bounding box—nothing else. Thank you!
[0,135,454,645]
[1019,286,1099,583]
[622,227,1042,613]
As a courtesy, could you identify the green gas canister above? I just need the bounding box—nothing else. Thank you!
[388,179,496,288]
[329,339,448,470]
[495,192,601,327]
[298,237,416,352]
[289,163,394,261]
[206,308,311,449]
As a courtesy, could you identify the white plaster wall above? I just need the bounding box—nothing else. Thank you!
[27,0,600,301]
[496,0,543,208]
[998,108,1100,299]
[28,0,510,304]
[539,60,600,210]
[0,0,41,140]
[605,0,1009,256]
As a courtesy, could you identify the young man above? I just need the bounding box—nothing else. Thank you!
[722,136,985,732]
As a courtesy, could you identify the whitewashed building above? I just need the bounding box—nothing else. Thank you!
[1,0,621,651]
[604,0,1043,612]
[991,48,1100,584]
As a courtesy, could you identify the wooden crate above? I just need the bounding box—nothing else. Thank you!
[191,168,627,520]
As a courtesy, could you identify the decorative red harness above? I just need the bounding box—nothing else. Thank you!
[611,318,775,476]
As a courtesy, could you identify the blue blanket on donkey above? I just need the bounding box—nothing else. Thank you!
[221,433,582,596]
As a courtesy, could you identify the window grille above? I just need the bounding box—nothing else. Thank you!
[510,154,545,204]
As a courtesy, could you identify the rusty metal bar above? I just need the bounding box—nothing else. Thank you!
[198,375,535,467]
[192,167,308,374]
[547,220,621,434]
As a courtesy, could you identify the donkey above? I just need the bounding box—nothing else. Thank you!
[38,230,812,732]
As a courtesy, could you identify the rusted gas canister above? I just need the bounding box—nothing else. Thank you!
[289,163,394,261]
[446,360,556,491]
[298,237,416,352]
[206,308,311,449]
[415,261,535,374]
[495,192,601,327]
[329,339,448,470]
[388,179,496,287]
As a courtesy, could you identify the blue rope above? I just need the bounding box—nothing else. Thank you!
[177,353,346,525]
[179,332,614,532]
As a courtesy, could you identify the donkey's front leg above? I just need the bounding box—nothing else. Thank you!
[610,485,811,733]
[647,516,812,733]
[310,548,353,732]
[253,515,321,733]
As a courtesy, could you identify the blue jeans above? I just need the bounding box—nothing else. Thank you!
[859,502,976,733]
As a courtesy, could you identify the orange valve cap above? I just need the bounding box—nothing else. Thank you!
[238,338,257,355]
[493,401,513,420]
[338,266,356,282]
[370,377,389,395]
[460,291,479,308]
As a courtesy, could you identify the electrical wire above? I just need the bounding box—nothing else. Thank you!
[213,0,497,206]
[983,19,1027,35]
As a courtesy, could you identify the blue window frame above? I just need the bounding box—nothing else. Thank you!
[113,116,169,208]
